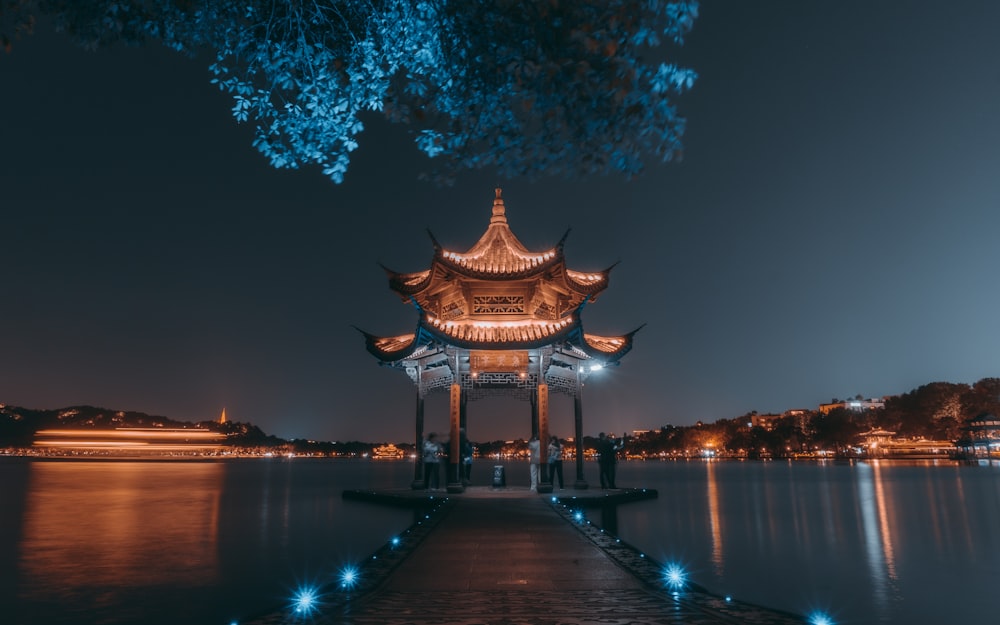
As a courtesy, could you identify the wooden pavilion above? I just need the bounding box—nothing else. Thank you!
[360,189,639,493]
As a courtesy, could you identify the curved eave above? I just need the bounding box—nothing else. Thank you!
[382,265,433,297]
[565,324,643,364]
[420,313,581,350]
[434,248,564,280]
[358,326,436,363]
[565,266,613,296]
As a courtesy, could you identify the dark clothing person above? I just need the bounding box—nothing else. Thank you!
[458,428,473,483]
[422,434,441,490]
[461,437,473,483]
[597,432,620,489]
[548,437,564,489]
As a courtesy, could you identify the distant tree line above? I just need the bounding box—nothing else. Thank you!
[0,404,283,447]
[620,378,1000,459]
[5,378,998,457]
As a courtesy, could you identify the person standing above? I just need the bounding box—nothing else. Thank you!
[597,432,618,489]
[422,432,441,490]
[528,435,540,491]
[547,436,564,489]
[460,428,473,484]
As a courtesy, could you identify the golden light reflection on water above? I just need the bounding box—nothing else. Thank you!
[705,460,724,576]
[19,461,222,604]
[857,460,900,620]
[871,461,897,581]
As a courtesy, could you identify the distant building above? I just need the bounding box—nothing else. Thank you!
[749,413,782,430]
[858,429,954,458]
[818,398,885,414]
[783,409,812,430]
[959,413,1000,459]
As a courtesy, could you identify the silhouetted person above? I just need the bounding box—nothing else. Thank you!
[548,436,565,489]
[597,432,621,489]
[528,435,540,491]
[460,428,473,484]
[422,432,441,490]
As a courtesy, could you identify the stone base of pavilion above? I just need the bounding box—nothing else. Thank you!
[342,485,658,508]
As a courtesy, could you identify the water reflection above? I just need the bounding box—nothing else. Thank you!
[19,461,222,611]
[855,461,898,619]
[705,460,724,576]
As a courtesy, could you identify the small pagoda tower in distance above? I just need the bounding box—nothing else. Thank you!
[361,189,639,493]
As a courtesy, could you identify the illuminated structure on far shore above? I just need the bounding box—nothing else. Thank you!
[33,428,226,453]
[360,189,639,493]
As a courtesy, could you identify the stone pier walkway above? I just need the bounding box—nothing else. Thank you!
[243,488,807,625]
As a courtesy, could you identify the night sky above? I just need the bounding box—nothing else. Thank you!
[3,1,999,443]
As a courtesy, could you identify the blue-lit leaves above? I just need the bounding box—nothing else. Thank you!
[18,1,699,183]
[231,96,251,122]
[651,64,697,95]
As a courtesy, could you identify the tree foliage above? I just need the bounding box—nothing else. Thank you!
[2,0,699,183]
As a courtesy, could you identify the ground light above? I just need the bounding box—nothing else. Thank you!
[663,563,686,590]
[291,586,319,616]
[339,566,359,589]
[809,612,834,625]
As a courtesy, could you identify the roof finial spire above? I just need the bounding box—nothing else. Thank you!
[491,186,507,224]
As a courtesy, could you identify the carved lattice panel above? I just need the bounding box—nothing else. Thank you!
[441,301,464,319]
[472,295,525,314]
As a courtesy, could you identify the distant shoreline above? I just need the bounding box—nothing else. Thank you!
[0,452,977,465]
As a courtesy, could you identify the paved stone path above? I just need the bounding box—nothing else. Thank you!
[243,490,807,625]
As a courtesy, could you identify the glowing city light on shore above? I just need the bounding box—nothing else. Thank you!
[340,566,359,588]
[391,536,401,547]
[573,511,584,522]
[292,587,318,615]
[663,563,686,589]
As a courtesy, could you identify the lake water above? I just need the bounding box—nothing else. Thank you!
[2,457,998,624]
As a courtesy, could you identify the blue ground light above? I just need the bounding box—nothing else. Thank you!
[339,565,359,589]
[663,563,687,590]
[809,612,834,625]
[291,586,319,616]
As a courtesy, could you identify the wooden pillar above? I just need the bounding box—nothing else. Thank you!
[446,383,464,493]
[460,391,468,432]
[530,391,539,438]
[411,378,425,490]
[537,383,553,493]
[460,392,469,485]
[573,367,589,489]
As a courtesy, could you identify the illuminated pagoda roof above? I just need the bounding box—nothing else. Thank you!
[361,188,639,398]
[383,188,612,298]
